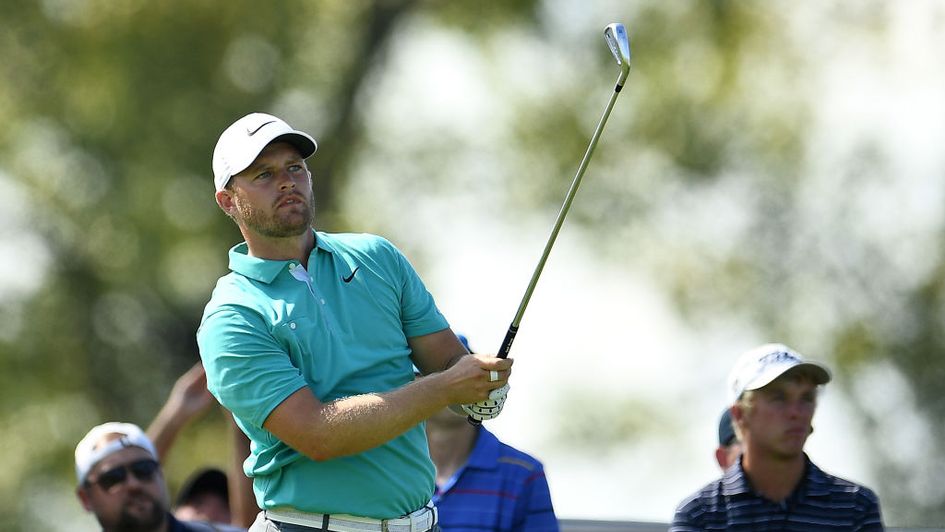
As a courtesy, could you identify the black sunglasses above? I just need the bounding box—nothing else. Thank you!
[88,459,160,491]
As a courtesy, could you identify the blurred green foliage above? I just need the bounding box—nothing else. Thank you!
[1,0,943,529]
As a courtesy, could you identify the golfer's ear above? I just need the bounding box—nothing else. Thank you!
[216,189,235,214]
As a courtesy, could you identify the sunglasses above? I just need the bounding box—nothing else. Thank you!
[88,459,160,491]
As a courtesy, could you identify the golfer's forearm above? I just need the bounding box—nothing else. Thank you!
[315,392,442,458]
[265,374,453,461]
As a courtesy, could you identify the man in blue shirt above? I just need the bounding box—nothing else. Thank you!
[672,343,884,531]
[198,112,513,531]
[425,336,558,531]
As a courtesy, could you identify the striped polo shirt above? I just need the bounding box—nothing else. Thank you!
[433,427,558,531]
[671,455,884,531]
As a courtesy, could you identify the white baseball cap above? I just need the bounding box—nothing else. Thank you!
[75,422,159,485]
[727,343,831,405]
[211,112,318,192]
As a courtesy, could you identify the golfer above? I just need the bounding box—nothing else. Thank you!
[197,112,513,531]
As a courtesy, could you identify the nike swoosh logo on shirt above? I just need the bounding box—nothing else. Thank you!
[342,267,359,283]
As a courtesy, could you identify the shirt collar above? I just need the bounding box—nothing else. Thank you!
[465,427,502,470]
[723,453,822,500]
[803,457,832,497]
[721,456,753,497]
[433,427,499,500]
[227,230,334,283]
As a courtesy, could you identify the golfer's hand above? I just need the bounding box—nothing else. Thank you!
[462,383,510,421]
[441,354,512,403]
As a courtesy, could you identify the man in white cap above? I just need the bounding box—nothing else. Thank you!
[671,343,884,531]
[198,112,513,531]
[75,422,245,532]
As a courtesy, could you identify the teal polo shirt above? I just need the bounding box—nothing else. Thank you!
[197,231,449,518]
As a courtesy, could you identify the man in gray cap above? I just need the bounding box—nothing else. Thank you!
[672,343,884,531]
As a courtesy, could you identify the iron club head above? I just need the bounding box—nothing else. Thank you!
[603,23,631,89]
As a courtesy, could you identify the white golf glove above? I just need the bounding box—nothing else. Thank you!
[462,384,510,421]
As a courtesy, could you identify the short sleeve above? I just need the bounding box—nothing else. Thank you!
[197,306,308,428]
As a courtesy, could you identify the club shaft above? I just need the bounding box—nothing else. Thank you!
[498,82,623,359]
[468,82,624,427]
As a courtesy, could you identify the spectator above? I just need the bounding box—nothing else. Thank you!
[198,112,513,531]
[672,343,884,531]
[75,422,245,531]
[425,335,558,532]
[173,468,230,526]
[715,408,741,471]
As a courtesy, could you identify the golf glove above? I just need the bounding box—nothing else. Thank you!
[462,384,510,421]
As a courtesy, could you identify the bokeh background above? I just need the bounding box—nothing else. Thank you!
[3,0,945,529]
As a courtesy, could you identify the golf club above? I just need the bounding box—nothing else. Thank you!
[469,22,632,425]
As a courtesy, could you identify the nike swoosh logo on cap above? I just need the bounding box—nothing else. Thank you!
[247,120,276,136]
[342,267,359,283]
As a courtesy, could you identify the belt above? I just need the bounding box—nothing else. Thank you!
[266,503,437,532]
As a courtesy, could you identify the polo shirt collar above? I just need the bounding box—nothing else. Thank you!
[312,231,342,255]
[721,456,752,497]
[803,457,832,497]
[466,427,501,471]
[433,427,499,501]
[228,230,335,283]
[723,453,820,500]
